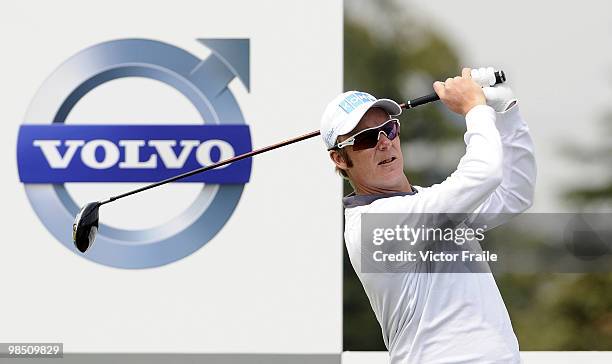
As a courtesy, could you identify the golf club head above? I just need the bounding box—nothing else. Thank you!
[72,202,100,253]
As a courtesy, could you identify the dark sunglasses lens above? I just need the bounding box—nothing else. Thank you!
[385,121,399,140]
[352,129,380,151]
[352,121,399,151]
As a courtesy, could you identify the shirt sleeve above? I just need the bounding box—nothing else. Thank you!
[367,105,504,214]
[468,103,537,229]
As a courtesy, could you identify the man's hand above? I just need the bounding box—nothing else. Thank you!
[471,67,517,112]
[433,68,486,116]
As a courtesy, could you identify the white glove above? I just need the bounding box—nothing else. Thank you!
[471,67,517,112]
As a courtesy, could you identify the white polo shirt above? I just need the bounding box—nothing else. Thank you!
[343,104,536,363]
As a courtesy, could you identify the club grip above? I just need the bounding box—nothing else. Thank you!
[494,70,506,84]
[401,70,506,109]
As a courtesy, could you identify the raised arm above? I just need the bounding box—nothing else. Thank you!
[470,103,536,228]
[367,68,504,214]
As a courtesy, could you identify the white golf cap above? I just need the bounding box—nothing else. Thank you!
[320,91,402,149]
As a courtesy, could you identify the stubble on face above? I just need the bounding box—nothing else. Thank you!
[339,108,411,194]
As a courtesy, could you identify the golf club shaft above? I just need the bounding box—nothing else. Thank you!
[100,130,321,205]
[400,70,506,109]
[100,70,507,205]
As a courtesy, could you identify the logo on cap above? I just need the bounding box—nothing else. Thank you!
[338,91,375,113]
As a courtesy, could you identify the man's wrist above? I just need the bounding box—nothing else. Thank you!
[465,104,495,120]
[465,104,497,135]
[462,102,483,116]
[495,102,525,137]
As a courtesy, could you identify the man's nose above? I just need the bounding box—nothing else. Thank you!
[377,132,392,150]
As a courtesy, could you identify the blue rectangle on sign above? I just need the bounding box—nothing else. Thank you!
[17,124,252,183]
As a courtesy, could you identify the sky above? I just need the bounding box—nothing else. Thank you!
[348,0,612,212]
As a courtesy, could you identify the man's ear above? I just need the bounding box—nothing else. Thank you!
[329,150,348,171]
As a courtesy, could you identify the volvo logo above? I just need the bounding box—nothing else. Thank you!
[17,38,252,268]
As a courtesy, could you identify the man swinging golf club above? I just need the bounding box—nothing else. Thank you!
[321,67,536,363]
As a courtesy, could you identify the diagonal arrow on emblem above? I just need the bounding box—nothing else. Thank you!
[188,39,250,98]
[198,38,250,91]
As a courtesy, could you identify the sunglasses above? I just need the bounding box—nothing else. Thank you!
[328,119,400,151]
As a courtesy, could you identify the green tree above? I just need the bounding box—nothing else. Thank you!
[564,110,612,206]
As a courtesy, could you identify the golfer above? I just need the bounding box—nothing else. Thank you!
[320,67,536,363]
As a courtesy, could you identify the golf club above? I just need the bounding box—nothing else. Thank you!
[72,70,507,253]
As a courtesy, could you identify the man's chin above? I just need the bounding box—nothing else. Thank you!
[376,164,403,179]
[374,176,406,192]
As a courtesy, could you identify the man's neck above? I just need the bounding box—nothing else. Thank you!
[353,178,412,195]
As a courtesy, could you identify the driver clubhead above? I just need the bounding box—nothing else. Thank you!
[72,202,100,253]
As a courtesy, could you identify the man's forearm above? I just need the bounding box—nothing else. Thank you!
[470,103,537,227]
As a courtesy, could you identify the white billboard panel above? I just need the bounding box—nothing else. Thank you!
[0,0,342,355]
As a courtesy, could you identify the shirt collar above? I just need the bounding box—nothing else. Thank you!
[342,187,418,209]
